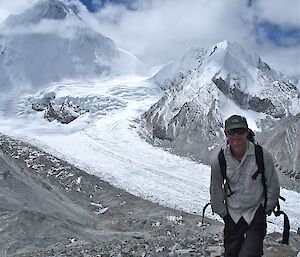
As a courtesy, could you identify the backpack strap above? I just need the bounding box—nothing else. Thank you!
[218,149,226,179]
[218,149,234,197]
[253,144,264,178]
[252,144,268,210]
[273,209,290,244]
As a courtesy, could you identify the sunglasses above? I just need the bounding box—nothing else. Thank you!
[227,128,248,135]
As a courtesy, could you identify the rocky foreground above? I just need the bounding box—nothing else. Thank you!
[0,134,299,257]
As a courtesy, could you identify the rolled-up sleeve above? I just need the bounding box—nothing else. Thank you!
[210,159,228,218]
[263,149,280,213]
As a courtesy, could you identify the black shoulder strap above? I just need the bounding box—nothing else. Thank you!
[218,149,235,197]
[273,209,290,244]
[218,149,226,179]
[253,144,265,178]
[252,144,267,209]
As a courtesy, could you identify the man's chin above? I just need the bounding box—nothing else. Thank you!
[231,141,244,147]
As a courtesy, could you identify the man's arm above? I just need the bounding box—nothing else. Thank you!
[263,149,280,213]
[210,158,228,218]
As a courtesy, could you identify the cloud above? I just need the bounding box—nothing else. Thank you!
[253,0,300,27]
[90,0,253,63]
[1,18,88,40]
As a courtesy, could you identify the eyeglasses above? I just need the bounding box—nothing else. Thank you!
[227,128,248,135]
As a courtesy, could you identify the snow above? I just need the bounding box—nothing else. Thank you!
[0,0,139,93]
[0,74,299,234]
[153,40,300,124]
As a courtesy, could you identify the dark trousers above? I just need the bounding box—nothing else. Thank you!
[224,206,266,257]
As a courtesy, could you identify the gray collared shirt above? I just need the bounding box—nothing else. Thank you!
[210,142,280,225]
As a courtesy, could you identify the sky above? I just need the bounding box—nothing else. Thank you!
[0,0,299,82]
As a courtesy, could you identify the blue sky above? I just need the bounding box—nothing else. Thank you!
[79,0,138,11]
[0,0,299,81]
[258,22,300,47]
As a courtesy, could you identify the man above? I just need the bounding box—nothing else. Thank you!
[210,115,280,257]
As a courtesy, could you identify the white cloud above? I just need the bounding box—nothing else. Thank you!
[1,18,88,40]
[253,0,300,27]
[90,0,254,64]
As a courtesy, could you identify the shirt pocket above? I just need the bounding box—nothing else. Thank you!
[247,161,261,181]
[244,162,264,202]
[226,163,239,183]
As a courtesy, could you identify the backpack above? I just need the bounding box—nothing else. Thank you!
[202,131,290,244]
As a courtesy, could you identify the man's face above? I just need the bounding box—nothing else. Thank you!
[225,128,249,148]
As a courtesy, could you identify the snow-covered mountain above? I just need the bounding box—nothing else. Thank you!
[0,0,138,94]
[142,40,300,165]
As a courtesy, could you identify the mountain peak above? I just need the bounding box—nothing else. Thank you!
[215,40,229,49]
[212,40,252,58]
[3,0,80,27]
[212,40,241,52]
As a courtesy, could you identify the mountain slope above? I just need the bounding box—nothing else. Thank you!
[143,41,300,165]
[0,137,98,255]
[0,0,138,94]
[258,114,300,183]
